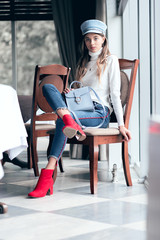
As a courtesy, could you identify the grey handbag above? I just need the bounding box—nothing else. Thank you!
[65,81,106,129]
[65,81,94,112]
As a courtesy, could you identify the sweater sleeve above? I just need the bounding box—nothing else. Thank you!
[108,55,124,126]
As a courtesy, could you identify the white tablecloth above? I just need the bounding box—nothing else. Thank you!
[0,84,28,179]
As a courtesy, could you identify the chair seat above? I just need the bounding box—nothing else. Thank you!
[83,127,120,136]
[35,124,56,131]
[47,127,120,136]
[25,123,56,131]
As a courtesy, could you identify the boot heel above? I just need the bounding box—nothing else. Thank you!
[62,114,86,141]
[62,126,77,138]
[76,131,86,141]
[47,186,53,195]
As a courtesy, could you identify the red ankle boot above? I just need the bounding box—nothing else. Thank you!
[62,114,86,141]
[28,169,54,198]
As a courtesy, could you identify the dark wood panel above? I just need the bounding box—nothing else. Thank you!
[0,0,53,21]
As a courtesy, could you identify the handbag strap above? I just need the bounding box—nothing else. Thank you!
[69,84,107,129]
[69,80,83,89]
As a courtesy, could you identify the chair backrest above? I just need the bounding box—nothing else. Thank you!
[18,95,32,123]
[110,59,139,127]
[119,59,139,128]
[120,71,129,107]
[31,64,71,125]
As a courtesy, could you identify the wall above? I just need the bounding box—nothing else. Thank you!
[122,0,160,178]
[106,0,123,170]
[107,0,122,58]
[122,0,141,175]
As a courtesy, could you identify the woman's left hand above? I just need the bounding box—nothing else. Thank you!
[119,126,132,142]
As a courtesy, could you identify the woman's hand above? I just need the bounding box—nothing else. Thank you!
[63,88,71,94]
[119,125,131,142]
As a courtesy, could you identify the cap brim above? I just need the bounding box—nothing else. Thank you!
[82,30,105,35]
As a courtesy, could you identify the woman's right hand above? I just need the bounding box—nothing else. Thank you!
[63,88,74,94]
[63,88,70,94]
[119,125,132,142]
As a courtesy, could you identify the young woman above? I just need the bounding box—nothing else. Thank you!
[28,19,131,198]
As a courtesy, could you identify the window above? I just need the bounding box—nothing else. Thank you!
[0,21,12,86]
[0,1,61,94]
[16,20,61,95]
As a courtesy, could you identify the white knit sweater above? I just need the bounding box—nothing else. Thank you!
[81,48,124,126]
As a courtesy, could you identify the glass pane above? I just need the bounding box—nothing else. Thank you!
[16,21,61,95]
[0,22,12,86]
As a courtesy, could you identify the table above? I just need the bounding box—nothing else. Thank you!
[0,84,28,179]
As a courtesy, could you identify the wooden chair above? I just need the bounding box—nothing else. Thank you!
[49,59,139,194]
[27,64,71,177]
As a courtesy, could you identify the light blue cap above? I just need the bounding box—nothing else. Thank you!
[80,19,107,36]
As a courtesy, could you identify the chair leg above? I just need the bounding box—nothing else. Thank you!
[89,139,99,194]
[27,136,32,169]
[47,134,53,157]
[122,141,132,186]
[2,153,28,168]
[53,164,57,183]
[58,157,64,172]
[0,202,8,214]
[31,137,39,176]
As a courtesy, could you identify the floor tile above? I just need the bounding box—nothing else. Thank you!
[62,227,146,240]
[122,220,146,231]
[0,153,147,240]
[0,212,115,240]
[53,200,146,225]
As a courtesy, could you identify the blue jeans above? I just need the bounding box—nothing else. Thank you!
[42,84,110,161]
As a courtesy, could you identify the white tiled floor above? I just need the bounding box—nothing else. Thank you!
[0,151,147,240]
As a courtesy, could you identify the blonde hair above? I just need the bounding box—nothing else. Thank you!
[75,35,110,82]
